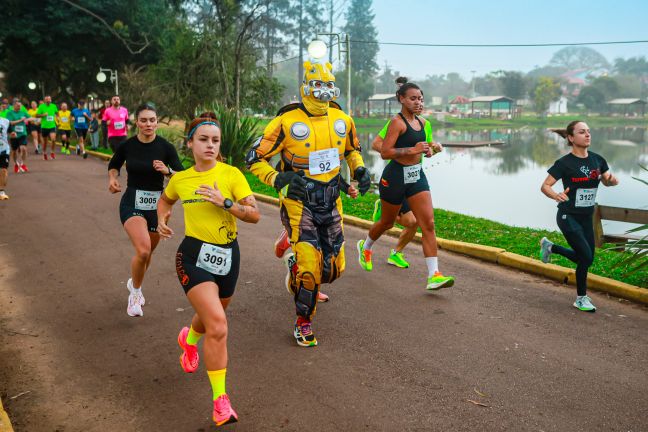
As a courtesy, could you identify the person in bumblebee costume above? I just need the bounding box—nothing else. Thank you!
[247,59,371,347]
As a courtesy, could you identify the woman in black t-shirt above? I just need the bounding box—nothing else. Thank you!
[540,120,619,312]
[108,103,184,317]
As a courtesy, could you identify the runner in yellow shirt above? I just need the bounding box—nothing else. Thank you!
[157,112,260,427]
[56,103,72,154]
[27,101,42,154]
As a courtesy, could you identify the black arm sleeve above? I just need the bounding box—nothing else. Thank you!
[166,142,185,172]
[108,141,127,172]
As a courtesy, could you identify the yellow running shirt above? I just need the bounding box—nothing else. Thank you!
[57,110,72,130]
[164,162,253,244]
[27,108,39,125]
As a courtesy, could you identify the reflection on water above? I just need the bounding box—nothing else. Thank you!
[358,126,648,231]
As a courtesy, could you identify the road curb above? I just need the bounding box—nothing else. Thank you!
[252,191,648,306]
[0,397,14,432]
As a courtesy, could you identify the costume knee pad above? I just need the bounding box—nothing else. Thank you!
[293,241,322,287]
[295,272,318,319]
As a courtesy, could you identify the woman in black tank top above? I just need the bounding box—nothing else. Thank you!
[357,82,455,291]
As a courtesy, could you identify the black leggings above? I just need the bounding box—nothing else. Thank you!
[553,211,595,296]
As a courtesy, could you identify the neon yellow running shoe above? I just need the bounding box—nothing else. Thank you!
[372,199,382,222]
[387,249,409,268]
[426,271,455,290]
[357,239,373,271]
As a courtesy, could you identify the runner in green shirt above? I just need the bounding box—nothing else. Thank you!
[36,95,58,160]
[6,100,30,173]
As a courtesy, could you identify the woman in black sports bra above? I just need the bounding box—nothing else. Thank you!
[357,81,455,291]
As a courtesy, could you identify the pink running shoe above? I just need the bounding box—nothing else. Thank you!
[213,394,238,426]
[177,327,199,373]
[274,229,290,258]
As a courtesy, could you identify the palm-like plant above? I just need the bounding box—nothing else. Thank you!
[610,164,648,284]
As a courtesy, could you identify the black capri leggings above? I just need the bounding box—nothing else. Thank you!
[552,210,595,296]
[175,236,240,297]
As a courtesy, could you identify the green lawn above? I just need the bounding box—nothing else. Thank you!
[244,172,646,288]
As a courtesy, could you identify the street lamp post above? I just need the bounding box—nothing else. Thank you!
[310,32,351,115]
[28,81,45,99]
[96,68,119,95]
[470,70,476,98]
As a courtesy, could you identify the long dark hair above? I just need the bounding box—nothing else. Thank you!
[551,120,584,146]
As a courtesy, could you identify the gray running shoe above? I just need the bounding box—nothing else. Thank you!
[540,237,553,263]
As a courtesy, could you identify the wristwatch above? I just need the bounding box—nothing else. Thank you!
[223,198,234,210]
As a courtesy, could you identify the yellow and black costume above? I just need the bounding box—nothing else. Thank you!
[247,60,371,324]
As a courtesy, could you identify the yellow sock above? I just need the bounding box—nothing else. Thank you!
[207,369,227,400]
[186,326,203,345]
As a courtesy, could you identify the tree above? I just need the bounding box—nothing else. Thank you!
[533,77,561,116]
[498,71,527,100]
[577,86,605,112]
[0,0,175,101]
[589,76,619,100]
[614,56,648,76]
[374,63,400,94]
[337,0,378,111]
[343,0,378,76]
[549,47,610,70]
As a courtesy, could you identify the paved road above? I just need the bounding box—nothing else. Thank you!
[1,155,647,432]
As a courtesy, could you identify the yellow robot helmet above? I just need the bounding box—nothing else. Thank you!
[301,61,341,102]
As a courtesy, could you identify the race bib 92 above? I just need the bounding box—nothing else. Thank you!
[309,148,340,175]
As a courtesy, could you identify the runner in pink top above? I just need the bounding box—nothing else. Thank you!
[103,95,129,152]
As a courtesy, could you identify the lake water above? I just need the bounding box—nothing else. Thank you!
[357,126,648,233]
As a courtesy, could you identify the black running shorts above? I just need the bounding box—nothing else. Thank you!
[75,128,88,139]
[378,160,429,206]
[119,187,159,232]
[109,136,127,153]
[175,236,240,297]
[10,136,27,150]
[0,152,9,169]
[41,128,55,137]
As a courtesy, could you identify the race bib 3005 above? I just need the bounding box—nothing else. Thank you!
[134,190,161,211]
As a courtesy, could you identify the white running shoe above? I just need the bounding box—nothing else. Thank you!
[127,278,145,306]
[127,292,144,317]
[540,237,553,264]
[574,295,596,312]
